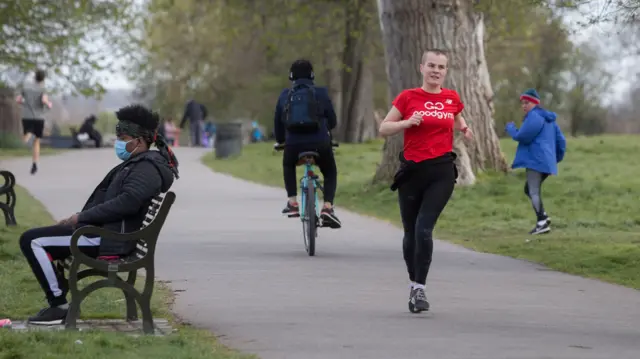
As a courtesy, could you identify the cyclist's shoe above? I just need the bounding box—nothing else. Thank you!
[408,287,429,313]
[282,201,300,218]
[320,207,341,228]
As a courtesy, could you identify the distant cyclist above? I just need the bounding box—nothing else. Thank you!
[378,49,473,313]
[273,59,341,228]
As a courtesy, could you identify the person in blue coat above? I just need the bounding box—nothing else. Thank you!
[506,88,566,235]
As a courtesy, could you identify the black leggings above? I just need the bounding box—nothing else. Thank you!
[524,169,549,221]
[283,144,337,204]
[20,225,100,307]
[398,162,456,285]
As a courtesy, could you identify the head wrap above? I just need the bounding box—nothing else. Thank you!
[116,120,180,179]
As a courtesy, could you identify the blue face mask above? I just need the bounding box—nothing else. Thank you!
[114,139,134,161]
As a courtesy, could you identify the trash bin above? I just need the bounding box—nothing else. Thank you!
[214,122,243,159]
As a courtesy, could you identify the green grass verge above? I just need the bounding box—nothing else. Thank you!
[203,135,640,290]
[0,186,255,359]
[0,148,62,161]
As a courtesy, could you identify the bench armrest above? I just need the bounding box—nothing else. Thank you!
[69,225,147,269]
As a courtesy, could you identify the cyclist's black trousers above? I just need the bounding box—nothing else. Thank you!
[397,160,456,285]
[283,143,337,204]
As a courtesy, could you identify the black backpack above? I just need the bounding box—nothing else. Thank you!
[282,83,321,133]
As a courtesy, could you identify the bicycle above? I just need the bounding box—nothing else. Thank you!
[274,141,339,256]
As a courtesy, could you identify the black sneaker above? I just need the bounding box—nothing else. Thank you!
[282,202,299,218]
[529,220,551,235]
[30,162,37,175]
[408,287,429,313]
[320,207,342,229]
[28,306,67,325]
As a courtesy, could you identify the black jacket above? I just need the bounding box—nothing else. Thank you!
[390,151,458,191]
[273,79,337,146]
[180,100,208,128]
[76,150,175,256]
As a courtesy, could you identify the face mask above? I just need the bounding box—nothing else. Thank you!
[115,139,135,161]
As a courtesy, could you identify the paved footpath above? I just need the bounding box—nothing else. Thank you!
[2,148,640,359]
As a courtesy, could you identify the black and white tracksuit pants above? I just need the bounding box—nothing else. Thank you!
[19,225,101,307]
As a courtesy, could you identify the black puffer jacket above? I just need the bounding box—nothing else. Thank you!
[76,150,175,256]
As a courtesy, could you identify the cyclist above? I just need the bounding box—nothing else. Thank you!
[273,59,341,229]
[378,49,473,313]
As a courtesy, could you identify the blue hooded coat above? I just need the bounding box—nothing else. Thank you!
[505,106,567,175]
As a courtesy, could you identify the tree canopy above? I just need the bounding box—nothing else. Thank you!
[0,0,139,96]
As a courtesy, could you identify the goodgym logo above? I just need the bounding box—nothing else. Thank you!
[412,101,453,120]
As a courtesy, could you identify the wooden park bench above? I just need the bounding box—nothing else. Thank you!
[0,170,17,226]
[55,191,176,334]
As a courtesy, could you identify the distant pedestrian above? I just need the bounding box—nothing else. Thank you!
[180,100,207,147]
[163,117,180,146]
[505,88,567,235]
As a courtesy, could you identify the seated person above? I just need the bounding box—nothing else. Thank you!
[19,104,179,325]
[273,59,341,228]
[78,114,103,147]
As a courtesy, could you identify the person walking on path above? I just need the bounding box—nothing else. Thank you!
[179,100,207,147]
[506,88,566,235]
[15,69,53,175]
[378,49,473,313]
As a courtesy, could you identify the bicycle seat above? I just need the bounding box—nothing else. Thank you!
[297,151,319,165]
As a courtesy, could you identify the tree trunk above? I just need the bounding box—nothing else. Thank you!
[336,0,375,143]
[373,0,508,185]
[0,87,21,140]
[357,62,377,141]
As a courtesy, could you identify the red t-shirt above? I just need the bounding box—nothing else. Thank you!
[392,87,464,162]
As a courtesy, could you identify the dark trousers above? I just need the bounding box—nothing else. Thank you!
[19,225,100,307]
[397,161,456,285]
[282,144,337,203]
[190,120,203,146]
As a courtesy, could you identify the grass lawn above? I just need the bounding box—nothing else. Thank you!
[0,186,254,358]
[203,135,640,290]
[0,147,62,160]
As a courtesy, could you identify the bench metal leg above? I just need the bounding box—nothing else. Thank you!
[125,271,138,321]
[65,262,82,330]
[138,266,156,334]
[62,259,158,335]
[0,201,17,226]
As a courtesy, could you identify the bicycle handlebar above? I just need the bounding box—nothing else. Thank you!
[273,141,339,151]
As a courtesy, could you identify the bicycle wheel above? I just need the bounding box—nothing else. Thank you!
[302,179,317,256]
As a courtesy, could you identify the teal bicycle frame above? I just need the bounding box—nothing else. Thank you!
[299,160,322,221]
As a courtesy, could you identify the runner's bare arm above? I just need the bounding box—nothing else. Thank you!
[379,106,408,137]
[42,94,52,108]
[455,113,468,131]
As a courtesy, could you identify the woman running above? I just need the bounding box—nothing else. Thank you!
[506,88,566,235]
[378,49,473,313]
